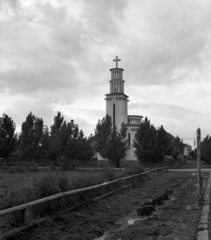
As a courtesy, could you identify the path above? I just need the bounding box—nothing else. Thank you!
[171,161,211,240]
[7,170,208,240]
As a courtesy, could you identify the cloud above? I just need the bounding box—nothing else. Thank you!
[1,0,211,146]
[116,0,211,86]
[129,101,211,147]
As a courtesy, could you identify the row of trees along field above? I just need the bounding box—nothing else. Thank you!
[0,112,94,166]
[0,112,184,167]
[133,117,184,165]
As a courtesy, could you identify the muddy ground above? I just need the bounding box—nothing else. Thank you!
[7,169,208,240]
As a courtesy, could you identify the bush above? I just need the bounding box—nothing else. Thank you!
[1,187,36,210]
[33,173,71,198]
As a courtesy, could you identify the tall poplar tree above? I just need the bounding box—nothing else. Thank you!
[170,136,184,159]
[0,114,17,165]
[133,117,157,165]
[49,112,94,166]
[201,135,211,163]
[134,117,183,165]
[155,125,171,162]
[19,112,44,161]
[48,112,65,160]
[95,115,127,167]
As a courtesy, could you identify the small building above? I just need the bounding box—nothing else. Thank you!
[183,144,192,158]
[101,56,142,161]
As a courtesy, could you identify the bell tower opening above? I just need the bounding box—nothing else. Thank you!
[109,56,125,94]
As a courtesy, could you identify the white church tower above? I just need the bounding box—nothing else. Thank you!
[105,56,128,131]
[104,56,143,161]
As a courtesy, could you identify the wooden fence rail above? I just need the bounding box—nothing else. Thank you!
[0,167,167,239]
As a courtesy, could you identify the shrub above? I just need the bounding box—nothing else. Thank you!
[33,173,70,198]
[1,187,36,210]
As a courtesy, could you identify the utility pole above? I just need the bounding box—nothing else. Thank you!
[196,128,204,206]
[181,138,185,164]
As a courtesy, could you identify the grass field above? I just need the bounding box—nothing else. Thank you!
[1,159,209,211]
[1,159,209,197]
[0,163,143,210]
[0,169,101,199]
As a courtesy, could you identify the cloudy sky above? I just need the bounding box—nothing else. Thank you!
[1,0,211,148]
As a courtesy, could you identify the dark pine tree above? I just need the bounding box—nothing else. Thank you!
[95,115,127,167]
[0,113,17,166]
[155,125,171,162]
[133,117,157,165]
[18,112,44,162]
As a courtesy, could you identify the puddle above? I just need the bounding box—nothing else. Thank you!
[133,190,173,219]
[95,233,108,240]
[128,216,148,225]
[94,190,174,240]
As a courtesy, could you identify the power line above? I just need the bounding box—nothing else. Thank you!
[181,138,206,140]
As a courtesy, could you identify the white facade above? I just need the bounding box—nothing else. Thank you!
[183,144,192,157]
[103,57,143,161]
[125,118,142,160]
[105,95,128,131]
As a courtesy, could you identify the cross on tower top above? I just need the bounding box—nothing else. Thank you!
[113,56,121,68]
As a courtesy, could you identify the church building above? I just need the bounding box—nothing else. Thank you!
[100,56,143,161]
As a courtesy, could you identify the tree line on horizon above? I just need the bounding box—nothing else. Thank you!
[0,112,185,167]
[0,112,94,167]
[95,115,184,167]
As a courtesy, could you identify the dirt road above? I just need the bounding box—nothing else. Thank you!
[7,170,208,240]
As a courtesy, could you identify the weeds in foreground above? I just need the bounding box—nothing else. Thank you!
[0,165,143,210]
[33,173,71,198]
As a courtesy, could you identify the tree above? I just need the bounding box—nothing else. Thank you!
[201,135,211,163]
[51,111,64,134]
[133,118,177,165]
[155,126,171,162]
[63,122,94,169]
[39,126,50,159]
[64,120,80,162]
[74,130,94,160]
[95,115,127,167]
[0,114,17,165]
[19,112,44,161]
[95,115,112,160]
[65,129,94,161]
[49,113,94,166]
[133,117,157,165]
[106,125,127,167]
[170,136,183,159]
[48,112,65,161]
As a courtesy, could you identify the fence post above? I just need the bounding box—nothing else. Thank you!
[24,205,33,225]
[196,128,204,206]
